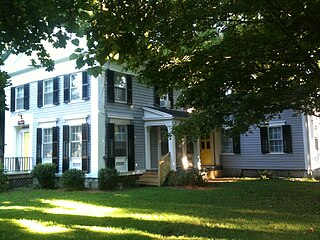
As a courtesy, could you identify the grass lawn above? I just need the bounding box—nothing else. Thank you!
[0,179,319,240]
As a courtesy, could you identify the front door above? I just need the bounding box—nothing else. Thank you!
[200,138,213,165]
[18,129,30,171]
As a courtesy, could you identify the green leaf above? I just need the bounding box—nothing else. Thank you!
[69,53,79,60]
[87,66,103,77]
[79,11,91,21]
[71,39,80,47]
[76,58,86,69]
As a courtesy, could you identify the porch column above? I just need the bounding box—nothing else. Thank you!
[144,126,151,170]
[167,125,176,171]
[195,138,201,169]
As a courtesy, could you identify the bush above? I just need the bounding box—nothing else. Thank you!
[0,164,8,192]
[32,163,56,189]
[166,168,206,187]
[98,167,119,190]
[62,169,85,190]
[258,169,276,179]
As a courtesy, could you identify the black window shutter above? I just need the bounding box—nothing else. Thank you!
[82,71,89,100]
[233,135,241,154]
[24,84,29,110]
[260,127,269,154]
[106,70,115,103]
[169,89,174,109]
[81,123,90,173]
[10,87,15,112]
[154,86,160,107]
[62,125,70,172]
[106,123,115,168]
[37,81,43,108]
[53,77,60,105]
[52,126,59,173]
[36,128,42,164]
[64,75,70,103]
[127,124,135,171]
[127,75,132,105]
[282,125,292,153]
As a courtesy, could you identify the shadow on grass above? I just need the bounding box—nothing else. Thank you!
[0,179,319,240]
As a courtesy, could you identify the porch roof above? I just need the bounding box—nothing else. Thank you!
[143,106,189,121]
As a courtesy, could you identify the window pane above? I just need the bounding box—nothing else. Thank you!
[114,87,126,101]
[71,126,81,141]
[115,74,126,88]
[43,128,52,158]
[70,125,82,157]
[269,127,283,152]
[115,125,127,156]
[44,80,53,105]
[16,86,24,110]
[115,141,126,156]
[221,131,233,153]
[71,142,82,157]
[114,73,127,101]
[70,73,81,100]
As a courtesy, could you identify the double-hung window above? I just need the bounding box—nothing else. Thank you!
[260,124,292,154]
[10,84,29,112]
[71,126,82,158]
[221,132,233,153]
[106,70,132,105]
[154,86,173,109]
[43,79,54,105]
[43,128,53,159]
[114,73,127,102]
[63,71,89,103]
[268,126,283,153]
[15,86,24,110]
[115,125,127,157]
[221,130,241,154]
[70,73,82,101]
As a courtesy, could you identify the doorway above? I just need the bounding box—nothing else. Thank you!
[200,137,213,165]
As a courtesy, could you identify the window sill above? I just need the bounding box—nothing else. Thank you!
[13,109,27,113]
[41,104,55,109]
[220,153,235,155]
[268,152,286,155]
[65,99,86,105]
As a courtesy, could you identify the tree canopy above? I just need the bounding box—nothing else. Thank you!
[2,0,320,136]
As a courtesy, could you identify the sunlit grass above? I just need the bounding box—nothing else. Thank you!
[0,179,319,239]
[14,219,70,234]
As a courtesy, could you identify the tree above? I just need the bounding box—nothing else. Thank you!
[82,0,320,136]
[2,1,320,137]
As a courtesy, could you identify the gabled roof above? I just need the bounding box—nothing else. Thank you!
[143,106,189,125]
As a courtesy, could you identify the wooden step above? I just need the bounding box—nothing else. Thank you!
[136,171,160,186]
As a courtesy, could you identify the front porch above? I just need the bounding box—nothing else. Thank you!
[1,157,34,173]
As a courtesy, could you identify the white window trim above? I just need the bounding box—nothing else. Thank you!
[70,72,83,101]
[15,86,24,110]
[114,73,127,103]
[43,79,54,106]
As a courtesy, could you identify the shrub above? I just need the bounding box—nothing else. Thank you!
[32,163,56,189]
[0,164,8,192]
[62,169,85,190]
[258,169,276,179]
[98,167,119,190]
[166,168,206,187]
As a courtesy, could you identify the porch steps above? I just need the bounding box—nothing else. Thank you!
[136,171,160,186]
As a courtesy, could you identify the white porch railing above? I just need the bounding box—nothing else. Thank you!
[0,157,34,173]
[158,152,171,186]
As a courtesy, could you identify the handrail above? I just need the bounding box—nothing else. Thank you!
[0,157,34,173]
[158,152,170,186]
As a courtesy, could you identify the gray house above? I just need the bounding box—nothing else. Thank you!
[204,110,320,178]
[2,47,320,184]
